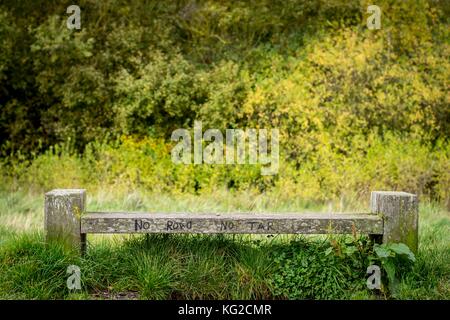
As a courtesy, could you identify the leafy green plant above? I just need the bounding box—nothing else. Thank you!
[370,243,416,295]
[270,238,369,299]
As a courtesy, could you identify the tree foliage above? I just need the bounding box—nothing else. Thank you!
[0,0,448,203]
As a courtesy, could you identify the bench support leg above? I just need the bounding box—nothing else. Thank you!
[370,191,418,253]
[81,233,87,256]
[45,189,86,253]
[369,234,383,244]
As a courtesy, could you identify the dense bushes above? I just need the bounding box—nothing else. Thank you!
[1,133,448,206]
[0,0,449,204]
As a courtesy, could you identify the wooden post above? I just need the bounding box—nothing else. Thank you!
[45,189,86,253]
[80,233,87,256]
[370,191,418,253]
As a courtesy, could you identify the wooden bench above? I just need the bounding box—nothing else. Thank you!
[44,189,418,254]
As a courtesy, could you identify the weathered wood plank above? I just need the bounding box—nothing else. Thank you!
[81,212,383,235]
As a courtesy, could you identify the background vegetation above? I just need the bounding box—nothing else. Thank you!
[0,0,448,299]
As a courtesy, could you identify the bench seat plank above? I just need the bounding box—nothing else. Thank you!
[81,212,383,235]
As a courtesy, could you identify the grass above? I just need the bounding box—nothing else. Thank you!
[0,189,448,300]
